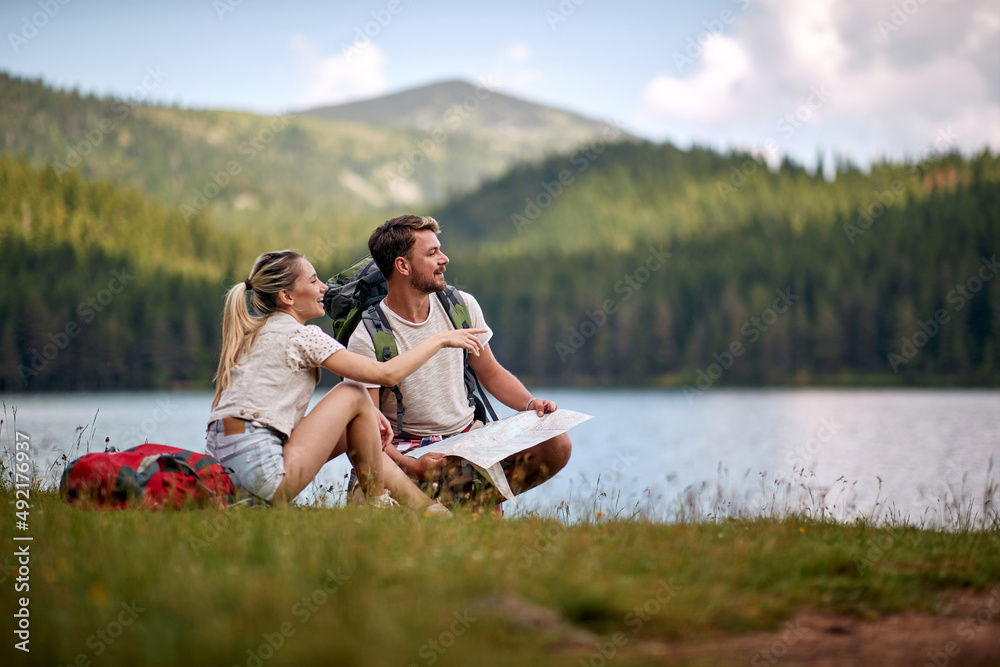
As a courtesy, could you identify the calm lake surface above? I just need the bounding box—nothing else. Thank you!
[2,388,998,526]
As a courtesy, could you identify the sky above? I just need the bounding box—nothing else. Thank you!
[1,0,998,171]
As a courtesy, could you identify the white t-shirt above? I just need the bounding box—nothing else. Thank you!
[209,313,344,437]
[346,291,493,437]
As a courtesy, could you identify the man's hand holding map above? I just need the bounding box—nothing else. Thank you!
[405,409,593,503]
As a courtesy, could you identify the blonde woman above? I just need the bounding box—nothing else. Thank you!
[207,250,485,511]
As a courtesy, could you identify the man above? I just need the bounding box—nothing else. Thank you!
[347,214,571,508]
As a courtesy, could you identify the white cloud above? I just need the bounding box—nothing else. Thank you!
[505,42,532,63]
[290,35,388,108]
[490,41,543,94]
[635,0,1000,165]
[640,36,753,124]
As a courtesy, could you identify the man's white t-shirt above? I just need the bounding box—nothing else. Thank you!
[346,290,493,437]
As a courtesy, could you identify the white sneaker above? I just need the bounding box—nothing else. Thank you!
[367,489,399,509]
[423,501,452,516]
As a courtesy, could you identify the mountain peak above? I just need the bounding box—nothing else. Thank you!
[299,78,617,136]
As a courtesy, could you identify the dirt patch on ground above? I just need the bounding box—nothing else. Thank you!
[474,590,1000,666]
[615,590,1000,666]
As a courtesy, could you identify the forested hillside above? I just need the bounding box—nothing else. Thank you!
[441,147,1000,385]
[2,125,997,390]
[0,71,619,250]
[0,157,256,390]
[437,140,995,254]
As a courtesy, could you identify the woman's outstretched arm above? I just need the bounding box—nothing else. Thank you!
[322,328,487,387]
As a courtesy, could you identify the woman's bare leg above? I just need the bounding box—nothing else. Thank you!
[274,381,433,509]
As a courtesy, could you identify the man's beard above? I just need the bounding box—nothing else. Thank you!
[412,271,445,294]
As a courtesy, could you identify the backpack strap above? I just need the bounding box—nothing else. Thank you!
[436,287,467,327]
[362,289,498,434]
[362,304,405,434]
[436,288,498,423]
[362,303,398,361]
[468,362,499,422]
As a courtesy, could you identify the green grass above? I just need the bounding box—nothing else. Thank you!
[1,485,998,667]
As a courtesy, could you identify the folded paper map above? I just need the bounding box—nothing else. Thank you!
[405,409,593,504]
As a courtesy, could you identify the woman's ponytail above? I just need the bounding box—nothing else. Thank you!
[212,250,303,407]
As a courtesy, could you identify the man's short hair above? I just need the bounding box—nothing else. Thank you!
[369,214,441,278]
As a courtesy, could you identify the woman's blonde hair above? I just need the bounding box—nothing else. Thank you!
[212,250,304,407]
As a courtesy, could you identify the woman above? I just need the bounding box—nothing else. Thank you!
[206,250,485,511]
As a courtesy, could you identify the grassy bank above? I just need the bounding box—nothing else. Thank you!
[1,485,998,667]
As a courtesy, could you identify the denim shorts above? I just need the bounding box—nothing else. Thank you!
[206,419,286,502]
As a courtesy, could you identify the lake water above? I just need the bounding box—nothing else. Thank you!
[2,388,998,526]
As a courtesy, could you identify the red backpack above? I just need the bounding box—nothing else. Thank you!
[59,444,236,510]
